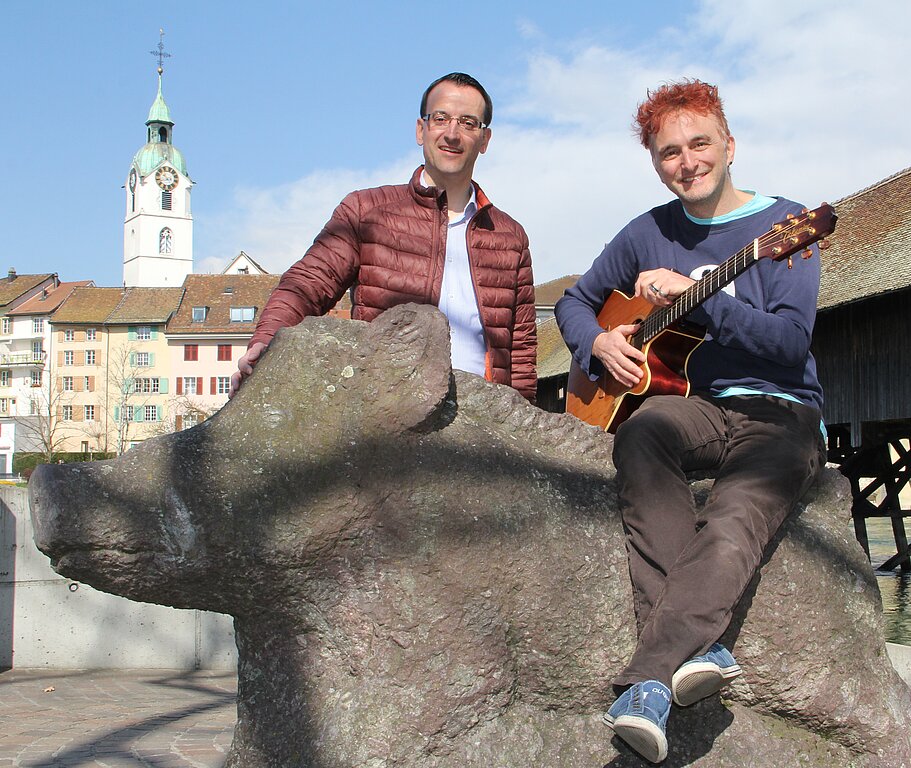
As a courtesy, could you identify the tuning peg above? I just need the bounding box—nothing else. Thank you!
[787,256,794,269]
[819,239,831,250]
[802,248,813,259]
[786,213,796,220]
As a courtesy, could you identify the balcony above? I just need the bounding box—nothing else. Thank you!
[0,351,46,367]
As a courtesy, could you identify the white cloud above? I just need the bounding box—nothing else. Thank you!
[196,0,911,286]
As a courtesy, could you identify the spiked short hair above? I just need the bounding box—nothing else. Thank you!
[634,79,730,148]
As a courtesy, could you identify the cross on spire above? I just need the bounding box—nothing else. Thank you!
[150,28,172,75]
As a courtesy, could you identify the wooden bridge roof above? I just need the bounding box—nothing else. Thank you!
[819,166,911,311]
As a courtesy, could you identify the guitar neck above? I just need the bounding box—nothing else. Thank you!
[635,240,759,346]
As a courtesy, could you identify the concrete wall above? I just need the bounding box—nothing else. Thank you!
[0,485,237,670]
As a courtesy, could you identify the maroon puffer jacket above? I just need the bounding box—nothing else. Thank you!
[249,166,537,401]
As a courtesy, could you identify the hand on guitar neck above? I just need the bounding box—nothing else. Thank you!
[592,268,696,388]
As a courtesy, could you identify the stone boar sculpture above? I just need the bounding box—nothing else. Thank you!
[30,304,911,767]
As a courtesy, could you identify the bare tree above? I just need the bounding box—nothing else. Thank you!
[15,383,74,463]
[105,341,165,454]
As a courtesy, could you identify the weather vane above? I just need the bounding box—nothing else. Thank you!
[150,28,172,75]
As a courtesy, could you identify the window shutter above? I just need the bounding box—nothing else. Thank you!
[128,326,137,341]
[134,409,143,422]
[88,376,95,392]
[113,406,120,422]
[159,378,168,394]
[75,377,84,392]
[57,351,64,366]
[196,377,202,394]
[210,377,216,395]
[151,328,159,340]
[76,330,85,343]
[175,415,183,431]
[156,407,162,422]
[76,350,85,366]
[129,352,136,366]
[176,378,183,395]
[149,352,155,366]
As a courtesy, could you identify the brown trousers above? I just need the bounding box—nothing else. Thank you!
[611,393,826,688]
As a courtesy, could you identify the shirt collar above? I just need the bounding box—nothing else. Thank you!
[420,172,477,224]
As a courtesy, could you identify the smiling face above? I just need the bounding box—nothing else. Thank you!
[416,82,490,190]
[649,109,739,219]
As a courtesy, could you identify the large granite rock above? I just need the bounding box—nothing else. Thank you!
[29,304,911,767]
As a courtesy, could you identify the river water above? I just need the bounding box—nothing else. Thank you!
[866,517,910,646]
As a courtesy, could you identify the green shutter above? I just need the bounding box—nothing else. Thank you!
[159,378,168,394]
[113,406,120,421]
[134,408,143,422]
[128,326,137,341]
[156,406,162,422]
[129,352,136,366]
[151,327,159,340]
[149,352,155,366]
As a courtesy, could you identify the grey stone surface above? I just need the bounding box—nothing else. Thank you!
[29,304,911,767]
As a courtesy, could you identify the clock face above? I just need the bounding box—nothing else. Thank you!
[128,168,137,192]
[155,166,178,191]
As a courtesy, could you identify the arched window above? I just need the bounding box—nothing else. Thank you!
[159,227,173,254]
[158,126,168,142]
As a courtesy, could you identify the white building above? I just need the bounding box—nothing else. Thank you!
[0,273,87,472]
[123,65,194,288]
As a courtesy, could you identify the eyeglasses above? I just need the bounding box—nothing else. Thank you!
[422,111,488,133]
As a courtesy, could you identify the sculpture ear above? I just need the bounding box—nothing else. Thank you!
[359,304,453,433]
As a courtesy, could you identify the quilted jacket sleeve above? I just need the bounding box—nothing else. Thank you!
[510,235,538,403]
[248,193,362,348]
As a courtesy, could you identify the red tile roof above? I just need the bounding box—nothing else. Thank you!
[7,281,92,315]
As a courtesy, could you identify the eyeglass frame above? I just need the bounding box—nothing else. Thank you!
[422,111,489,133]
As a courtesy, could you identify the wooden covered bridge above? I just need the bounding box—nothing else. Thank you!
[812,166,911,572]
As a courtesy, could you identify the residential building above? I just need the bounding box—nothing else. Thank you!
[166,274,279,429]
[50,287,183,454]
[0,270,65,471]
[3,280,93,464]
[222,251,268,276]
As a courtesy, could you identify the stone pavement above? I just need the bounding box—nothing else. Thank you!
[0,669,236,767]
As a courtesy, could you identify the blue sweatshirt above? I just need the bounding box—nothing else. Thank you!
[555,197,823,411]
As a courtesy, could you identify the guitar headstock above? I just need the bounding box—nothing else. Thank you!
[759,203,838,265]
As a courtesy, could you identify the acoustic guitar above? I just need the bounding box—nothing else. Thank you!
[565,203,837,432]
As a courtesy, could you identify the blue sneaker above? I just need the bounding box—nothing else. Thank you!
[603,680,671,764]
[671,642,742,706]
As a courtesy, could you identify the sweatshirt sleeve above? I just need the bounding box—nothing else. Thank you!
[686,240,820,367]
[248,192,362,349]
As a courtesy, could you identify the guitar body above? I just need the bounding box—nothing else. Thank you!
[563,202,837,433]
[565,290,705,433]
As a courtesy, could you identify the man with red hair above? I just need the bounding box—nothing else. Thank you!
[556,80,826,763]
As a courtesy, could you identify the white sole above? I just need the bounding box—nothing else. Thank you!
[609,714,668,763]
[671,661,742,706]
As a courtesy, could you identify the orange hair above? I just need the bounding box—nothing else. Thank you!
[634,79,730,149]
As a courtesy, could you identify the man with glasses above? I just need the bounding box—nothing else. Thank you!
[231,72,536,401]
[556,80,826,763]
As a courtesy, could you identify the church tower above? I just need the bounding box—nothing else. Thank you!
[123,33,193,287]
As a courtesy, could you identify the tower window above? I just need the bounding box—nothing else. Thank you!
[158,126,168,142]
[159,227,173,254]
[161,191,172,210]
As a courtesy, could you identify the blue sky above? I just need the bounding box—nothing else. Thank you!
[6,0,910,288]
